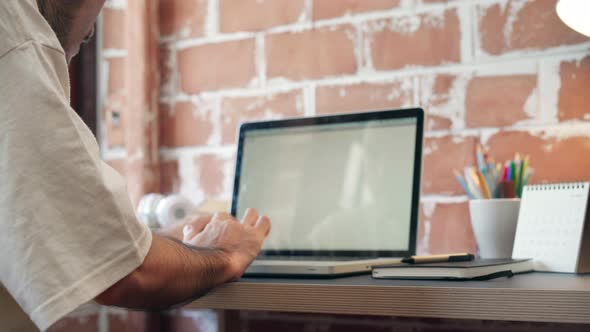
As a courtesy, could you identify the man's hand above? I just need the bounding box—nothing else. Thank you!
[157,213,213,241]
[96,209,270,309]
[182,209,271,281]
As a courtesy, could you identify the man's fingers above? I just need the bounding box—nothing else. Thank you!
[212,212,231,222]
[255,216,271,237]
[241,208,259,226]
[183,224,197,242]
[185,215,212,234]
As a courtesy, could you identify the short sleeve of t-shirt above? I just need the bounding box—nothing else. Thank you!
[0,41,152,330]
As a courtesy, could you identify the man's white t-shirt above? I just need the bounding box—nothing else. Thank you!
[0,1,152,330]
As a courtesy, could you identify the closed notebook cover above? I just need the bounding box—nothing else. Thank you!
[375,259,527,269]
[372,259,534,280]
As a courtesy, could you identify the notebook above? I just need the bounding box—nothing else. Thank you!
[372,259,534,280]
[512,182,590,273]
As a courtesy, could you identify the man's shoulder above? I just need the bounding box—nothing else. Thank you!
[0,0,63,59]
[0,0,70,101]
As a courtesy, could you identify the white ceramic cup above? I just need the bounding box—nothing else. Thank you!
[469,199,521,259]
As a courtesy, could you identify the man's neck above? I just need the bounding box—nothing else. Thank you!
[36,0,70,57]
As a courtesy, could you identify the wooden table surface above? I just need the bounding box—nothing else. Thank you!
[188,272,590,324]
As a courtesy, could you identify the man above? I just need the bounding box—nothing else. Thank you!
[0,1,271,330]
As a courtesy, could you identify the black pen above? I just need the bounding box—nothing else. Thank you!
[401,253,475,264]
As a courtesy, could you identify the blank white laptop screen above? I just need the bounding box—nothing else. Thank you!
[235,118,417,252]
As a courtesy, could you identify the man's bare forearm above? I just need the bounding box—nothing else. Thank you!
[95,233,232,309]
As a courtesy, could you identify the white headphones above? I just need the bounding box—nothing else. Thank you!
[137,194,197,229]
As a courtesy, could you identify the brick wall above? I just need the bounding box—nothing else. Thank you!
[101,0,590,255]
[85,0,590,331]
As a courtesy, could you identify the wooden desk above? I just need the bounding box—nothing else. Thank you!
[188,273,590,324]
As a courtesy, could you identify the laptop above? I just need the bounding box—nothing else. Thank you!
[232,108,424,277]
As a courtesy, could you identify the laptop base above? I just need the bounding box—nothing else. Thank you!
[244,258,402,277]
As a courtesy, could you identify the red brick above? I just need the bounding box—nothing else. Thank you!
[122,0,160,158]
[427,75,456,107]
[366,9,461,70]
[48,314,99,332]
[159,0,207,38]
[107,57,126,94]
[159,102,216,147]
[466,75,537,128]
[195,154,231,198]
[220,0,305,33]
[420,74,459,131]
[102,8,126,49]
[313,0,400,20]
[123,159,162,206]
[417,203,428,254]
[426,115,453,131]
[422,136,479,195]
[427,202,477,254]
[559,56,590,121]
[221,91,304,144]
[266,26,357,80]
[161,160,181,194]
[103,94,126,147]
[159,46,176,96]
[478,0,590,55]
[178,39,256,93]
[486,131,590,183]
[316,81,414,115]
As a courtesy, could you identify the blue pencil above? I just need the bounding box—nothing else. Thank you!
[476,145,486,170]
[455,170,475,199]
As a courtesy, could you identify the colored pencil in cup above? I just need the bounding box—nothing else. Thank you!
[454,170,475,199]
[514,154,521,195]
[476,145,486,171]
[453,148,532,199]
[517,156,527,197]
[477,169,491,199]
[465,167,483,199]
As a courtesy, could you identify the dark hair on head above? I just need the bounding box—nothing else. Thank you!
[37,0,80,49]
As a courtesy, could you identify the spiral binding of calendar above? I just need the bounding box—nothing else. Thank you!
[524,182,589,191]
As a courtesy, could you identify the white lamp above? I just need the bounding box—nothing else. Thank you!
[556,0,590,37]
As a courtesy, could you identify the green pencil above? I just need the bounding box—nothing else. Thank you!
[513,154,521,197]
[517,158,525,197]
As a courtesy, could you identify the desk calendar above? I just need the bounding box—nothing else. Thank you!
[512,182,590,273]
